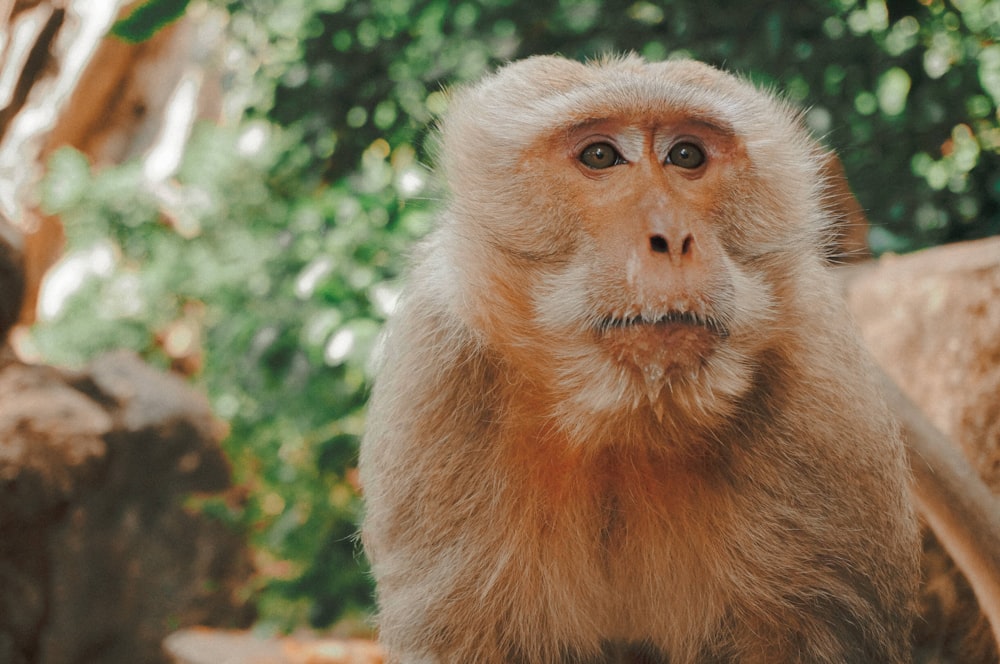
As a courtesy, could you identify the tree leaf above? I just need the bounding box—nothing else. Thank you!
[110,0,191,43]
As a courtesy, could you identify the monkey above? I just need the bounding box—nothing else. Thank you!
[359,55,920,664]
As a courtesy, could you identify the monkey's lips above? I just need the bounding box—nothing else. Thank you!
[598,311,728,371]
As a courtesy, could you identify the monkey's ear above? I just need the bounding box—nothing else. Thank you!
[820,151,872,264]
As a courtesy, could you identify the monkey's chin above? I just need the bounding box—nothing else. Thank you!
[546,316,748,441]
[603,320,721,375]
[601,320,729,422]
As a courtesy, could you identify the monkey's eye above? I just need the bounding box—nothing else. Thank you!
[579,142,623,169]
[666,142,705,169]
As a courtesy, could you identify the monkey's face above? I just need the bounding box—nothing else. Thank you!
[523,113,779,431]
[555,116,744,372]
[438,57,826,437]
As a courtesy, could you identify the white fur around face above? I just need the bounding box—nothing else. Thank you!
[425,56,828,447]
[529,245,776,443]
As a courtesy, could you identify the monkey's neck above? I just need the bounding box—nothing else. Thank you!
[491,363,738,465]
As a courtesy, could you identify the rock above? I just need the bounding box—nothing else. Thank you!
[848,237,1000,489]
[0,363,109,521]
[163,628,384,664]
[846,236,1000,664]
[67,350,231,494]
[0,351,254,664]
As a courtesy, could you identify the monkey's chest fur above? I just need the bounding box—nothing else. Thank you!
[364,363,909,663]
[456,432,748,654]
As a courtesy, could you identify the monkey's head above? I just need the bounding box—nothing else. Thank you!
[427,55,835,441]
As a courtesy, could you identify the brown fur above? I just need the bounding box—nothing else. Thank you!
[360,55,919,663]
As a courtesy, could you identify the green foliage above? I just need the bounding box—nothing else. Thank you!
[227,0,1000,249]
[34,121,426,628]
[111,0,193,42]
[31,0,1000,630]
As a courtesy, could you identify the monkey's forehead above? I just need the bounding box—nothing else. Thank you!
[442,55,800,152]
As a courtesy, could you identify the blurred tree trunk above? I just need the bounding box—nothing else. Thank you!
[0,0,222,328]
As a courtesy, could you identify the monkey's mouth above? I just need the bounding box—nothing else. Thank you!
[598,311,729,339]
[597,310,729,376]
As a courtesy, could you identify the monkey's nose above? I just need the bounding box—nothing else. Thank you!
[648,233,695,259]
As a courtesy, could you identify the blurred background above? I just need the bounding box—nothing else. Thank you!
[2,0,999,640]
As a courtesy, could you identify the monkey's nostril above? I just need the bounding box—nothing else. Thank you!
[682,235,694,255]
[649,235,669,254]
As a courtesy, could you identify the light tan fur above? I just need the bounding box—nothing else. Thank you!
[360,55,919,664]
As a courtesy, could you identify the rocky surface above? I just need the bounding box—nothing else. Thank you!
[164,628,383,664]
[0,350,254,664]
